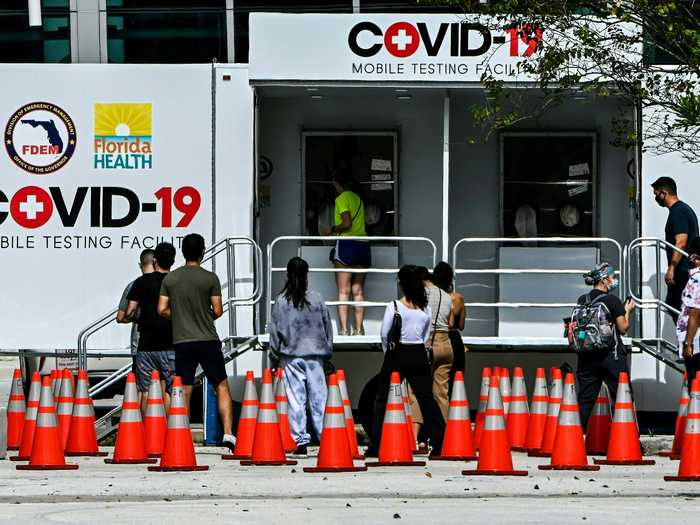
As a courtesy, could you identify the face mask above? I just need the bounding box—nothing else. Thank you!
[609,279,619,291]
[655,193,666,207]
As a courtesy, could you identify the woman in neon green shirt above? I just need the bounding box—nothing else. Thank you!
[327,170,371,336]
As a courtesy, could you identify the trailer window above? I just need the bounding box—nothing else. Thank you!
[501,133,595,237]
[303,132,398,239]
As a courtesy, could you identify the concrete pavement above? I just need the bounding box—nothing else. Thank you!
[1,447,698,524]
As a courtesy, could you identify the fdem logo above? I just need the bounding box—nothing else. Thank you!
[4,102,77,175]
[94,103,152,170]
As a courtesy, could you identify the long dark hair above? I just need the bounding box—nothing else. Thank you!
[398,265,428,310]
[432,261,454,293]
[282,257,310,310]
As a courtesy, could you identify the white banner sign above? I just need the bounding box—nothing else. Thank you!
[0,64,213,348]
[249,13,540,82]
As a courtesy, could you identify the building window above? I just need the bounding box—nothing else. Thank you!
[106,1,227,63]
[501,133,596,237]
[359,1,464,12]
[234,1,353,63]
[0,0,70,63]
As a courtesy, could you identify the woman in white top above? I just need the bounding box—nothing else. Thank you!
[366,265,445,457]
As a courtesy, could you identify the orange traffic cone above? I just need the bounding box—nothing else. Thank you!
[240,369,297,466]
[659,374,689,459]
[525,368,548,453]
[275,368,297,453]
[144,370,167,458]
[16,376,78,471]
[337,369,363,460]
[56,368,74,450]
[105,372,156,464]
[474,367,492,449]
[51,369,61,405]
[539,373,599,471]
[6,368,25,450]
[432,371,477,461]
[304,374,367,473]
[462,374,528,476]
[149,375,209,472]
[529,368,563,457]
[10,372,41,461]
[366,372,425,467]
[594,372,655,466]
[507,367,529,451]
[585,384,612,456]
[65,370,106,456]
[223,370,258,460]
[400,380,419,454]
[499,368,512,415]
[665,377,700,481]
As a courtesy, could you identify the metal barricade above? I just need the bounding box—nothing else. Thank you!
[77,236,263,372]
[451,237,623,312]
[626,236,686,354]
[266,236,437,328]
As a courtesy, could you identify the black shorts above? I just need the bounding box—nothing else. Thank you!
[174,340,227,387]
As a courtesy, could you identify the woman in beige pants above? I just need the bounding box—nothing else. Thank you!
[411,263,466,446]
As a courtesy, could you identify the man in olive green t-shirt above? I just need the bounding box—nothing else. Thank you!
[158,233,235,451]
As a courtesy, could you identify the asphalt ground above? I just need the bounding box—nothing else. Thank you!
[1,445,698,524]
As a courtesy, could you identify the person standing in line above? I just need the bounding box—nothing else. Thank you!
[574,263,635,429]
[422,266,453,421]
[125,242,177,415]
[116,249,155,357]
[676,237,700,389]
[366,265,445,457]
[652,177,699,322]
[157,233,236,452]
[323,169,371,336]
[268,257,333,457]
[430,262,467,394]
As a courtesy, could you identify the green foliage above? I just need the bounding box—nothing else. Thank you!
[429,0,700,160]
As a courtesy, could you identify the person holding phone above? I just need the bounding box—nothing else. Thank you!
[676,237,700,389]
[575,262,636,429]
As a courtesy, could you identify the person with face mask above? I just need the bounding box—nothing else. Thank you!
[651,177,699,322]
[575,263,635,429]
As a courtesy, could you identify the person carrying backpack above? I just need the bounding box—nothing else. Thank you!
[567,262,635,429]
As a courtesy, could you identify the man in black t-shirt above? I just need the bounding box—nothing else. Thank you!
[576,263,636,429]
[126,242,177,414]
[652,176,699,322]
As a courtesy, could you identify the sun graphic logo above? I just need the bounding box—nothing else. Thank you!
[93,103,152,170]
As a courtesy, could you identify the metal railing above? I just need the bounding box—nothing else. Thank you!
[266,236,437,327]
[626,236,686,356]
[452,237,624,310]
[77,236,263,371]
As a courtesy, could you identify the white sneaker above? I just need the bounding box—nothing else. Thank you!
[222,433,236,453]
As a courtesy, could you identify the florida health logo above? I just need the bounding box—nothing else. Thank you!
[4,102,77,175]
[94,103,152,170]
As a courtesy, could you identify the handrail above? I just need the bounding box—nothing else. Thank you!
[266,235,437,330]
[626,236,686,355]
[452,237,624,309]
[77,236,263,371]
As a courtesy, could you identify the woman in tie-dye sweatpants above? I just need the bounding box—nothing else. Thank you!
[269,257,334,457]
